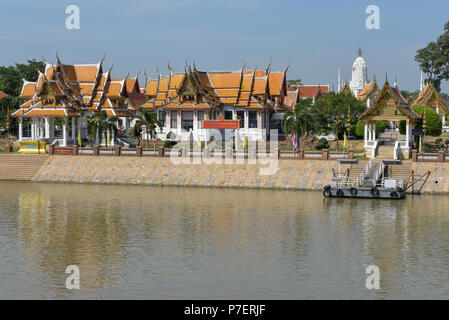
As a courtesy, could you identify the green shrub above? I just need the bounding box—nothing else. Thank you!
[316,137,329,150]
[375,120,389,134]
[355,120,365,137]
[412,105,442,137]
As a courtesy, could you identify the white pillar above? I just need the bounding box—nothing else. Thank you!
[193,111,198,132]
[443,116,447,127]
[71,117,76,141]
[373,122,376,140]
[18,118,23,141]
[244,110,249,131]
[125,117,130,136]
[405,121,410,148]
[177,110,181,134]
[62,121,67,146]
[96,128,100,145]
[44,117,50,139]
[367,123,371,141]
[30,121,35,140]
[49,118,55,142]
[364,123,368,146]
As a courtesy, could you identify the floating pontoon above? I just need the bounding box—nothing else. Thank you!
[323,159,430,199]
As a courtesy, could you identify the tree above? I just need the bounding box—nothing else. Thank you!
[415,42,445,91]
[415,21,449,92]
[287,79,302,86]
[131,124,142,146]
[88,110,121,147]
[133,107,162,148]
[375,120,388,135]
[398,105,442,137]
[312,92,366,138]
[355,120,365,137]
[400,90,420,104]
[283,98,314,150]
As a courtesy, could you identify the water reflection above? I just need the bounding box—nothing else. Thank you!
[0,182,448,299]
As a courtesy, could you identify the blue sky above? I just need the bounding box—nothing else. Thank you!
[1,0,448,92]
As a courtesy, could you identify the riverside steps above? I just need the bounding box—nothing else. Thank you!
[0,154,49,181]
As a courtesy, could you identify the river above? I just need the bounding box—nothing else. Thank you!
[0,181,448,299]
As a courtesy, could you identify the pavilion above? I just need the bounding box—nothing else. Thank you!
[358,79,421,159]
[412,81,447,129]
[12,56,134,146]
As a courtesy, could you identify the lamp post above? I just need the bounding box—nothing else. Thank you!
[422,111,427,152]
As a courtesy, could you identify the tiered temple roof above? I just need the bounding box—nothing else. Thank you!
[359,80,421,122]
[140,65,288,111]
[12,57,134,118]
[357,76,380,103]
[339,81,354,97]
[412,82,447,114]
[0,91,7,99]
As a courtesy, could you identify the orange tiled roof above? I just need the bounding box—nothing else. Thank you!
[20,82,36,99]
[74,65,99,82]
[22,108,78,117]
[208,73,241,89]
[294,85,330,98]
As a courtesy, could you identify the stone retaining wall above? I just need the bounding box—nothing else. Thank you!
[31,155,448,194]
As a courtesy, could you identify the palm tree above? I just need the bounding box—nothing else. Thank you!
[88,110,121,147]
[283,99,314,150]
[133,107,162,149]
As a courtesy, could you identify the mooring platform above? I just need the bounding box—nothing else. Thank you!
[323,159,430,199]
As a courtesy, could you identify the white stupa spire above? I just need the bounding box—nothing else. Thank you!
[349,48,368,97]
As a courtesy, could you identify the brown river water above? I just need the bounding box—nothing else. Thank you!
[0,181,448,299]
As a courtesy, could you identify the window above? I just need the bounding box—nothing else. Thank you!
[171,111,177,129]
[236,111,244,128]
[182,111,193,131]
[249,111,257,128]
[224,110,233,120]
[197,111,204,128]
[158,110,166,127]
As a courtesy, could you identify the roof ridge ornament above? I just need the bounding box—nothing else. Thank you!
[358,48,363,57]
[167,63,174,76]
[265,58,272,74]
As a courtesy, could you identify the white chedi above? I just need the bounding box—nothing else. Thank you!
[350,49,368,97]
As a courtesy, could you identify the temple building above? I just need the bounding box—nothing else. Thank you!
[287,84,330,103]
[357,75,380,108]
[339,81,354,96]
[12,56,134,146]
[350,49,368,97]
[359,79,421,159]
[0,91,7,99]
[139,64,289,141]
[412,81,447,127]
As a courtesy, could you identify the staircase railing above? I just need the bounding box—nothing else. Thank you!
[360,158,372,183]
[371,162,385,186]
[394,141,406,160]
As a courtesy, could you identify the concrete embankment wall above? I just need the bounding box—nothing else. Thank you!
[30,155,448,194]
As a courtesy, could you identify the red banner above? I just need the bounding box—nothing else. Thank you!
[202,120,240,129]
